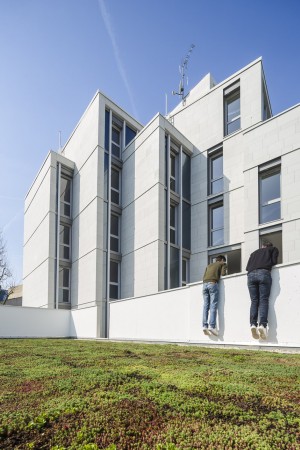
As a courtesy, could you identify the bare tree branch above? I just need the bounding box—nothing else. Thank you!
[0,230,15,304]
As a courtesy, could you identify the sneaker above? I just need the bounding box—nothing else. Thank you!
[250,325,259,339]
[258,325,267,340]
[203,327,210,335]
[208,327,218,336]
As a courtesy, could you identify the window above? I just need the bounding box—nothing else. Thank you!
[209,151,223,195]
[110,260,119,299]
[111,168,120,205]
[110,214,120,253]
[60,177,71,217]
[182,151,191,200]
[170,204,177,245]
[170,153,176,192]
[210,202,224,246]
[59,225,71,260]
[104,152,109,201]
[259,166,281,224]
[111,126,121,158]
[125,125,136,146]
[170,246,179,289]
[224,82,240,135]
[105,110,110,151]
[210,248,241,275]
[59,267,70,303]
[182,258,189,286]
[260,228,282,264]
[182,201,191,250]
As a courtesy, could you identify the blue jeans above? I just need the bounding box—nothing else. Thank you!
[202,282,219,328]
[247,269,272,327]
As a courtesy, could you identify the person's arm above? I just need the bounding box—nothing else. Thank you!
[221,263,227,276]
[271,247,279,266]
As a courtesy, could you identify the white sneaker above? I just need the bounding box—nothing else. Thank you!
[251,325,259,339]
[258,325,267,340]
[203,327,210,335]
[208,327,218,336]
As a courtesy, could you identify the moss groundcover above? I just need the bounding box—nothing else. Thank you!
[0,340,299,450]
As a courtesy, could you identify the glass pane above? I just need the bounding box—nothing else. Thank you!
[112,143,120,158]
[170,229,175,244]
[260,172,280,205]
[111,190,120,205]
[110,214,119,236]
[211,154,223,180]
[110,284,118,299]
[125,125,136,146]
[182,201,191,250]
[105,110,110,151]
[211,179,223,195]
[62,289,69,302]
[112,128,120,144]
[212,205,223,229]
[170,205,176,227]
[211,229,224,246]
[61,178,71,203]
[60,245,70,260]
[110,236,119,252]
[104,153,108,200]
[182,152,191,200]
[111,169,119,190]
[170,247,179,289]
[60,203,71,217]
[182,259,187,282]
[227,94,240,122]
[60,225,70,245]
[59,268,69,288]
[227,118,240,134]
[170,178,176,191]
[165,135,168,187]
[260,231,282,264]
[110,261,118,283]
[170,155,175,177]
[260,202,281,223]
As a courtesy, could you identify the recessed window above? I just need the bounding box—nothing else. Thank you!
[210,248,241,275]
[182,151,191,200]
[59,267,70,303]
[60,177,71,218]
[110,260,119,299]
[110,214,120,253]
[59,225,71,260]
[111,168,120,205]
[209,150,223,195]
[210,202,224,246]
[112,126,121,158]
[182,258,189,286]
[182,201,191,250]
[260,229,282,264]
[259,166,281,224]
[170,246,179,289]
[170,153,177,192]
[224,82,240,136]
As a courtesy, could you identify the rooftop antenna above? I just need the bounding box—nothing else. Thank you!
[58,131,62,151]
[172,44,195,103]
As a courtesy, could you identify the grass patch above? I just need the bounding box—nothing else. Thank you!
[0,339,299,449]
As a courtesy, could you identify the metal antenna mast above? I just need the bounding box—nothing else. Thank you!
[172,44,195,103]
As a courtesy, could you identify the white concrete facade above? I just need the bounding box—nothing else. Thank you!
[22,57,300,344]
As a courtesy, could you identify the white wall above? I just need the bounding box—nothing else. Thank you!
[0,306,70,338]
[109,262,300,348]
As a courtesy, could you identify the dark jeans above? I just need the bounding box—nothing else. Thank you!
[247,269,272,327]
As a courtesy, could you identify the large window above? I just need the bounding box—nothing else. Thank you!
[209,202,224,246]
[259,166,281,224]
[125,125,136,146]
[182,151,191,200]
[224,82,240,136]
[59,267,70,303]
[110,214,120,253]
[182,201,191,250]
[110,260,120,299]
[59,225,71,260]
[60,177,71,218]
[210,248,241,275]
[111,168,121,205]
[209,150,223,195]
[170,247,179,289]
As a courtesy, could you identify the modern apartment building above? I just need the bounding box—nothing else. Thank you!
[23,57,300,338]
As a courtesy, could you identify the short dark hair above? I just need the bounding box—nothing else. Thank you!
[216,255,226,262]
[262,239,273,247]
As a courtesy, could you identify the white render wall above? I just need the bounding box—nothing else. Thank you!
[110,262,300,348]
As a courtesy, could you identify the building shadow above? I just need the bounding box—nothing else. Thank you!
[267,268,281,343]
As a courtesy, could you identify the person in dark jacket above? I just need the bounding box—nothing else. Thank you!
[246,239,279,339]
[202,255,227,336]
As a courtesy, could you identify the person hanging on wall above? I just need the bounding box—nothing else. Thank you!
[246,239,279,340]
[202,255,227,336]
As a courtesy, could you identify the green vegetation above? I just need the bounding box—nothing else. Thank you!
[0,339,299,449]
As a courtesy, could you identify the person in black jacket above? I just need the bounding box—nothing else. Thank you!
[246,239,279,339]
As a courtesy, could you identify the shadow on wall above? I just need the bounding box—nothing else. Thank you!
[268,269,281,344]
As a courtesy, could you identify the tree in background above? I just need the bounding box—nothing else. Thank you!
[0,230,15,305]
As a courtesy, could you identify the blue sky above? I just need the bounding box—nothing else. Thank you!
[0,0,300,283]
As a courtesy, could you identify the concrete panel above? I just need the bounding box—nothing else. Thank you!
[70,306,99,338]
[23,259,52,308]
